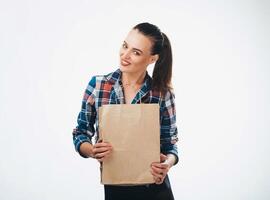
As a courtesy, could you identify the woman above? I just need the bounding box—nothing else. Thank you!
[72,22,179,200]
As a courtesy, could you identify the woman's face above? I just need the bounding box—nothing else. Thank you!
[119,29,158,75]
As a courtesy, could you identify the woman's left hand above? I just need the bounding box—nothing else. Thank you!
[151,153,170,184]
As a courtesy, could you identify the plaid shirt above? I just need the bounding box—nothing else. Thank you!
[72,68,179,164]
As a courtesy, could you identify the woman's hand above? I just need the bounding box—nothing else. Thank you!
[151,154,171,184]
[92,140,113,162]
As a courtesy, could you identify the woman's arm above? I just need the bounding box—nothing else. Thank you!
[160,90,179,164]
[73,76,113,161]
[151,90,179,184]
[73,77,97,158]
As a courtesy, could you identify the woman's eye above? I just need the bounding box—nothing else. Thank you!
[122,43,127,48]
[134,51,140,55]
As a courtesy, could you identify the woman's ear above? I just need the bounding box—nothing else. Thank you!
[149,54,159,64]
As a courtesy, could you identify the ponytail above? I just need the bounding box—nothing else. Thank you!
[152,33,172,96]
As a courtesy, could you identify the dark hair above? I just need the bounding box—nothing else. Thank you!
[133,22,173,96]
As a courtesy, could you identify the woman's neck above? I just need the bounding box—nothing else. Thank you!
[121,71,146,86]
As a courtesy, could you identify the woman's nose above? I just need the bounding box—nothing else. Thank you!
[121,49,131,60]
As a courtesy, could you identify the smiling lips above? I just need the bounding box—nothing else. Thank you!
[121,59,131,66]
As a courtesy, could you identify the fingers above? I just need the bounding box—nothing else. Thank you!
[150,153,169,184]
[152,163,169,170]
[95,150,111,158]
[94,142,112,149]
[155,177,163,185]
[94,150,112,162]
[160,153,167,162]
[151,169,163,179]
[93,146,111,154]
[151,170,165,185]
[153,176,163,185]
[151,163,169,184]
[152,162,169,170]
[93,142,112,153]
[151,164,169,177]
[96,152,111,162]
[93,142,113,162]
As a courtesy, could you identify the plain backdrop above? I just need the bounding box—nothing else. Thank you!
[0,0,270,199]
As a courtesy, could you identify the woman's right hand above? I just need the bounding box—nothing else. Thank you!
[92,140,113,162]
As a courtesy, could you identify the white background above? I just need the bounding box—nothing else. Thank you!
[1,0,270,199]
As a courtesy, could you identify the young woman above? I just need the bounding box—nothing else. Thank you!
[73,22,179,200]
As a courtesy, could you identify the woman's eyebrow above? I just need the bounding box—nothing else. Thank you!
[124,41,143,53]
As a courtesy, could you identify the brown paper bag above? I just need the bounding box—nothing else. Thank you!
[99,104,160,185]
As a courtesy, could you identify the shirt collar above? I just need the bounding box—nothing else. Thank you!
[105,68,152,104]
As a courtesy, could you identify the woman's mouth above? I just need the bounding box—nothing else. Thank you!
[121,59,131,66]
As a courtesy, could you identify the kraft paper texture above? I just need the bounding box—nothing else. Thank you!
[99,104,160,185]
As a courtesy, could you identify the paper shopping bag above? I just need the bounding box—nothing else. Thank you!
[99,104,160,185]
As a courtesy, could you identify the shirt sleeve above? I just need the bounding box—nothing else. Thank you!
[160,90,179,165]
[72,76,97,158]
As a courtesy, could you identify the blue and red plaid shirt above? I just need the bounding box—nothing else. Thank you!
[72,68,179,164]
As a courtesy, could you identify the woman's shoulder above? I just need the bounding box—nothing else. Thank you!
[87,68,121,85]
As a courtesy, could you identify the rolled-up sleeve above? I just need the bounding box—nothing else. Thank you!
[73,76,97,158]
[160,90,179,165]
